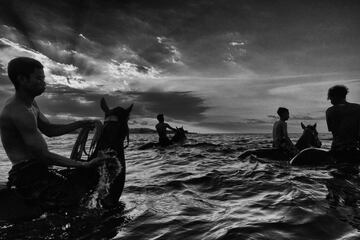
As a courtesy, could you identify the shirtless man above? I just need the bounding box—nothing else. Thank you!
[326,85,360,162]
[155,114,176,147]
[272,107,297,157]
[0,57,109,206]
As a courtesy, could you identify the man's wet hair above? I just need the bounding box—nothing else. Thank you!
[7,57,43,89]
[157,114,164,122]
[277,107,289,116]
[327,85,348,100]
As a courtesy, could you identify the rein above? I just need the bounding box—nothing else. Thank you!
[71,121,103,161]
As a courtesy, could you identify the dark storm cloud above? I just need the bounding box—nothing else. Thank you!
[1,0,360,132]
[130,91,209,121]
[36,85,134,119]
[2,0,360,76]
[36,85,208,123]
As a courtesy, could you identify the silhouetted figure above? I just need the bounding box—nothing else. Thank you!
[0,57,110,208]
[326,85,360,164]
[156,114,176,147]
[272,107,297,157]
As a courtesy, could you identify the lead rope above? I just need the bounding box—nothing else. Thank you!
[71,121,103,161]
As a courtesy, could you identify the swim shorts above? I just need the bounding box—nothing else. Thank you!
[8,160,79,209]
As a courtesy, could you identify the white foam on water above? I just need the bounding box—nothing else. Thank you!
[85,157,122,209]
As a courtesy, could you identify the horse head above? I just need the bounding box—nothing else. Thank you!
[94,97,133,156]
[171,126,187,143]
[295,122,322,150]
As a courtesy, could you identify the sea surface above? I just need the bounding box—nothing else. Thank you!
[1,133,360,240]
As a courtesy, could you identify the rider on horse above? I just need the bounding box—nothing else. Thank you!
[0,57,111,208]
[156,114,176,147]
[272,107,298,158]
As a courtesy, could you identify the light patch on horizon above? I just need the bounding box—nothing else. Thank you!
[44,113,100,122]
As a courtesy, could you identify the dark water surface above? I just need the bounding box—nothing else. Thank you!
[1,133,360,240]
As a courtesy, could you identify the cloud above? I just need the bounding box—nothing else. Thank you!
[126,90,209,121]
[1,0,360,133]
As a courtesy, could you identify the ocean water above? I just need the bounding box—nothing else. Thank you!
[1,133,360,240]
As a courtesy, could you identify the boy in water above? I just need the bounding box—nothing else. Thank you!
[326,85,360,163]
[272,107,297,157]
[156,114,176,147]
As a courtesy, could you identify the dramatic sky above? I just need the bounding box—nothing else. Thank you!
[0,0,359,133]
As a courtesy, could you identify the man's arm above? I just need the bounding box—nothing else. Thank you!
[12,109,104,168]
[326,108,333,132]
[165,123,176,132]
[35,103,94,137]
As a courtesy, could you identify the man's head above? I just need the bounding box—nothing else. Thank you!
[327,85,348,105]
[8,57,45,96]
[277,107,289,121]
[157,114,164,123]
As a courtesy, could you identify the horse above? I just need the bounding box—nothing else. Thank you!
[0,97,132,221]
[238,123,322,161]
[138,127,187,150]
[170,127,187,145]
[290,146,360,167]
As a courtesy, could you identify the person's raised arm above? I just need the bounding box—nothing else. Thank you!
[166,123,177,132]
[35,102,95,137]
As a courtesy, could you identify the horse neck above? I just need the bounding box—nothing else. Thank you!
[92,122,126,160]
[295,131,311,150]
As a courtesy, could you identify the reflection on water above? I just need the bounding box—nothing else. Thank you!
[1,133,360,239]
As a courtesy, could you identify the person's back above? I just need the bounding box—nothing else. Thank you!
[326,85,360,165]
[155,114,175,147]
[156,122,169,139]
[0,98,43,165]
[326,86,360,151]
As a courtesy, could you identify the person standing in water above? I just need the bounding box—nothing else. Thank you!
[156,114,176,147]
[326,85,360,162]
[272,107,297,157]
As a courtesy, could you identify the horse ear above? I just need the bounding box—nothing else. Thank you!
[301,122,305,129]
[126,104,134,114]
[100,97,110,113]
[313,123,317,129]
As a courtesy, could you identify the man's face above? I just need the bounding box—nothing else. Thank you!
[282,111,289,120]
[20,68,46,96]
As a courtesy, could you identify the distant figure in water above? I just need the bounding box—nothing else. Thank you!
[0,57,110,207]
[272,107,298,157]
[326,85,360,163]
[156,114,176,147]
